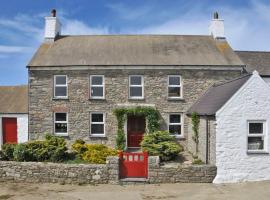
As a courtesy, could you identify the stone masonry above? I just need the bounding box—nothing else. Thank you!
[29,68,242,148]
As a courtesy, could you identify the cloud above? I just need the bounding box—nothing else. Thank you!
[0,45,33,54]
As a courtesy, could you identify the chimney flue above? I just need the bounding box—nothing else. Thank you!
[213,12,219,19]
[51,9,56,17]
[209,12,225,40]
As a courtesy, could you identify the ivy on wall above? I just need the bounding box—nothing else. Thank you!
[113,106,160,150]
[191,112,200,155]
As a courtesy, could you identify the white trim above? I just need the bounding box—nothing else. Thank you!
[129,75,144,99]
[54,75,68,99]
[168,113,184,138]
[54,112,68,136]
[167,75,183,99]
[90,112,106,137]
[90,75,105,99]
[247,120,267,153]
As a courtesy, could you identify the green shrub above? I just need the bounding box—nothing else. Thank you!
[1,143,16,161]
[13,144,29,162]
[72,141,118,164]
[116,129,125,151]
[192,158,204,165]
[141,131,183,161]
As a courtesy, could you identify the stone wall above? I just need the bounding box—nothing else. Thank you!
[29,68,241,148]
[148,156,216,183]
[0,156,119,184]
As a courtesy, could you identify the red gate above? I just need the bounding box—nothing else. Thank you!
[119,152,148,179]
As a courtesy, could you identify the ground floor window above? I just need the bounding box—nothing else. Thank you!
[54,113,68,136]
[90,113,105,136]
[247,121,266,152]
[168,113,183,137]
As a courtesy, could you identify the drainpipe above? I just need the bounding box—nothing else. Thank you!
[206,117,209,164]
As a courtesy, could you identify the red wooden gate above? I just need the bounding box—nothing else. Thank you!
[119,152,148,179]
[2,118,17,144]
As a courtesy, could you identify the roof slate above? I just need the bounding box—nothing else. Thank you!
[28,35,244,67]
[236,51,270,76]
[187,74,251,116]
[0,85,28,114]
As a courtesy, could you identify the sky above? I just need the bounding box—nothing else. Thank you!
[0,0,270,85]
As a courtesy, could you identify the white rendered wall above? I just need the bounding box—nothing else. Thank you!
[214,74,270,183]
[0,114,28,146]
[263,77,270,86]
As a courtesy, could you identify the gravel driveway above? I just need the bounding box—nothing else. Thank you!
[0,181,270,200]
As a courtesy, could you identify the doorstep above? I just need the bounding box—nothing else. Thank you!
[119,178,149,185]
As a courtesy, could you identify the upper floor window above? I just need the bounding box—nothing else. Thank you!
[168,75,182,99]
[247,121,266,152]
[90,112,105,136]
[54,75,68,98]
[168,113,183,137]
[54,112,68,136]
[129,75,144,99]
[90,75,105,99]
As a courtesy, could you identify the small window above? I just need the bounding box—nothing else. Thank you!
[168,114,183,136]
[54,113,68,136]
[247,121,266,152]
[90,75,105,99]
[90,113,105,136]
[168,75,182,99]
[129,75,144,99]
[54,75,68,98]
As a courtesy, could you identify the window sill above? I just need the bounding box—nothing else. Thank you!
[89,98,106,100]
[247,151,269,155]
[167,97,184,101]
[90,135,107,138]
[52,97,69,100]
[128,98,145,101]
[54,133,69,137]
[174,135,185,140]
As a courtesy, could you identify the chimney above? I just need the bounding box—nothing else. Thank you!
[209,12,225,40]
[44,9,61,42]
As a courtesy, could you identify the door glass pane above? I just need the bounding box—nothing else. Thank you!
[130,87,142,97]
[91,124,104,134]
[170,115,181,123]
[168,87,180,97]
[169,76,180,85]
[130,76,142,85]
[55,86,67,97]
[55,113,67,121]
[91,87,103,97]
[92,114,103,122]
[248,137,264,150]
[91,76,103,85]
[169,125,181,135]
[55,76,66,85]
[249,123,263,134]
[55,123,67,133]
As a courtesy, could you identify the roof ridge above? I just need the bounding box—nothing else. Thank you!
[58,34,211,37]
[213,74,251,87]
[235,50,270,53]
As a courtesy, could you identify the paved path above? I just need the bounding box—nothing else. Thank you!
[0,181,270,200]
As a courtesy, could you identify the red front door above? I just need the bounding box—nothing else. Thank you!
[2,118,17,144]
[127,116,145,148]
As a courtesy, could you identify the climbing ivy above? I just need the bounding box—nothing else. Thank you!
[113,106,160,150]
[191,112,200,155]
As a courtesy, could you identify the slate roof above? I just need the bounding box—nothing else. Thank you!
[236,51,270,76]
[0,85,28,114]
[187,74,251,116]
[28,35,244,67]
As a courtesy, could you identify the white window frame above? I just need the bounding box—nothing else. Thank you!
[90,75,105,99]
[168,75,182,99]
[90,112,106,137]
[54,75,68,98]
[168,113,184,138]
[129,75,144,99]
[247,120,267,153]
[54,112,68,136]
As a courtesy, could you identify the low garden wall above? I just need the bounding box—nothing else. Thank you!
[0,156,119,185]
[0,156,216,184]
[148,156,217,183]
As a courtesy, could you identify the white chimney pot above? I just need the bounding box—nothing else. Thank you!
[209,12,225,39]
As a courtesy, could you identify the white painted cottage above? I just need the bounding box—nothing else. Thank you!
[188,71,270,183]
[0,86,28,146]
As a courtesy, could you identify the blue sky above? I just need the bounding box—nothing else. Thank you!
[0,0,270,85]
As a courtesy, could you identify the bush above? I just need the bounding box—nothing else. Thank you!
[192,159,204,165]
[141,131,183,161]
[13,144,29,162]
[72,141,118,164]
[1,143,16,161]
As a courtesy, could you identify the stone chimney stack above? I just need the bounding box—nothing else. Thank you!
[44,9,61,42]
[209,12,225,39]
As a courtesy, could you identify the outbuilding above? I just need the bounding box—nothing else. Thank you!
[188,71,270,183]
[0,86,28,146]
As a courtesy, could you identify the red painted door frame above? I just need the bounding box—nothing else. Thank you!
[127,116,145,148]
[2,118,18,144]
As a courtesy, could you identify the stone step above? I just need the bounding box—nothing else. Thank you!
[119,178,149,185]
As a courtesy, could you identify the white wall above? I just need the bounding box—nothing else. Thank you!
[0,114,28,146]
[263,77,270,86]
[214,74,270,183]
